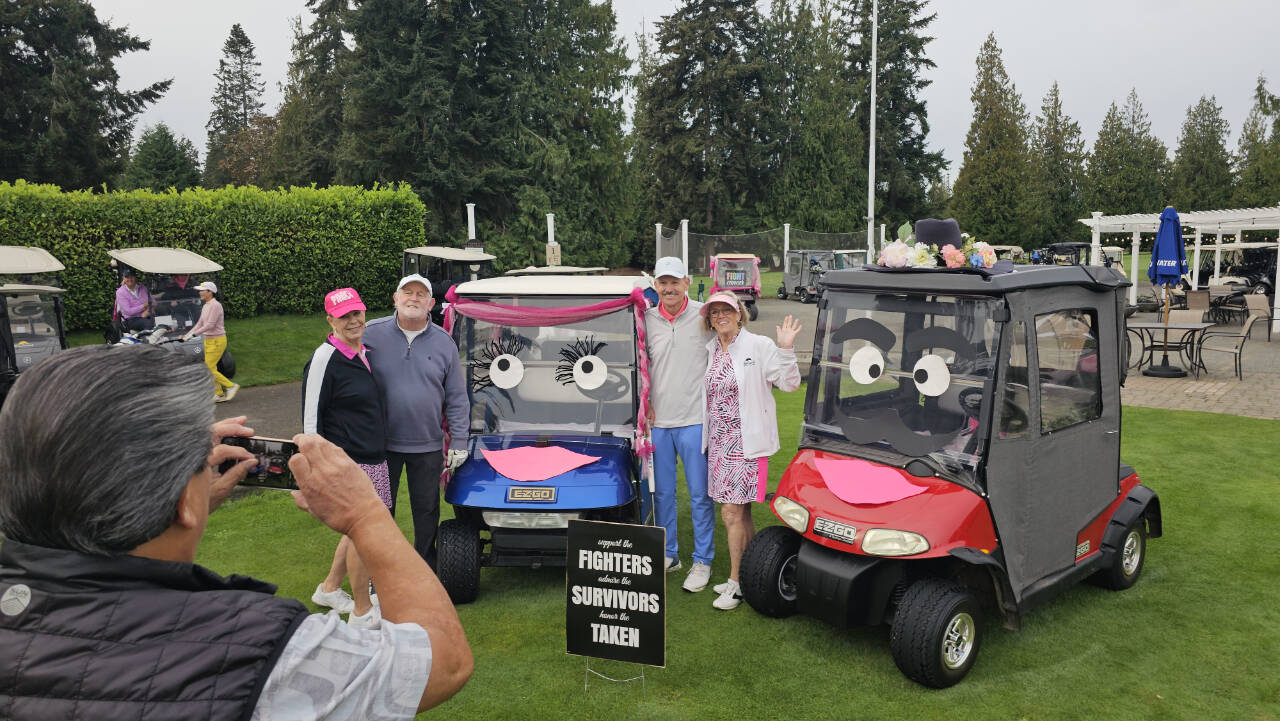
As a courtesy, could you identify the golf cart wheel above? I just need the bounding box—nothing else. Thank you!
[740,525,802,617]
[746,302,759,321]
[889,579,983,688]
[1093,519,1147,591]
[216,350,236,379]
[777,287,788,300]
[438,518,482,604]
[796,287,809,304]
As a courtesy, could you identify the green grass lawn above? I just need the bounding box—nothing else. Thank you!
[196,390,1280,721]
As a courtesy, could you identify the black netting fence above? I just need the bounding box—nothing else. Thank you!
[653,224,874,274]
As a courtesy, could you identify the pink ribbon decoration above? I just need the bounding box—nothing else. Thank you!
[480,446,601,482]
[814,457,927,505]
[442,286,655,467]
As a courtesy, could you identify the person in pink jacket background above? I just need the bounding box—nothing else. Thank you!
[182,281,239,403]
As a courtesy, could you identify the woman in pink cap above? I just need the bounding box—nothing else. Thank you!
[302,287,391,629]
[699,292,802,610]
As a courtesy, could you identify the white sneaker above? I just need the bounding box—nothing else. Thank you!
[223,384,240,402]
[712,581,731,595]
[683,562,712,593]
[348,604,381,630]
[311,584,355,614]
[712,579,742,610]
[664,556,682,572]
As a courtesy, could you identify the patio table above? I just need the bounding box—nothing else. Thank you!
[1127,321,1215,378]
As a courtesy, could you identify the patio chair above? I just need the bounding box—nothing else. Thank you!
[1184,290,1210,322]
[1243,294,1272,342]
[1196,316,1258,380]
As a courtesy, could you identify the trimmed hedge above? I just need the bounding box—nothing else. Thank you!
[0,181,426,330]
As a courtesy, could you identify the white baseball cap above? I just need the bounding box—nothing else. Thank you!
[396,273,433,295]
[653,256,687,279]
[194,281,218,294]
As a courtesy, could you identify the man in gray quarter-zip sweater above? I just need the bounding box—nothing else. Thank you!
[364,274,471,568]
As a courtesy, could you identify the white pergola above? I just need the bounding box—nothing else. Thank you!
[1079,207,1280,335]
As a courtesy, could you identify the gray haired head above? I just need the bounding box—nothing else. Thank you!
[0,345,214,555]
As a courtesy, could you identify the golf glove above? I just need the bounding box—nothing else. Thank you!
[446,449,468,472]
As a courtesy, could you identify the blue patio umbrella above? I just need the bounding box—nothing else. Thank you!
[1145,206,1189,377]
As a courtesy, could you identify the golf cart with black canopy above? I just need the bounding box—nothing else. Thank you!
[739,262,1161,688]
[1047,242,1091,265]
[402,246,497,325]
[106,247,234,377]
[0,246,68,407]
[779,249,836,303]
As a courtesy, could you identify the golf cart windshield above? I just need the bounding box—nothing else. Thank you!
[456,296,638,436]
[147,275,203,333]
[808,253,836,271]
[808,291,1004,481]
[4,292,61,365]
[834,251,868,269]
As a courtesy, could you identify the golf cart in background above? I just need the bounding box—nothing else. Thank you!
[1101,246,1124,268]
[710,253,762,320]
[402,246,498,325]
[739,263,1160,688]
[778,249,836,303]
[834,249,870,269]
[437,274,648,603]
[988,245,1027,263]
[1047,242,1092,266]
[106,247,234,378]
[0,246,68,408]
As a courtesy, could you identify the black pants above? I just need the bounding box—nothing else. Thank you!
[122,316,154,332]
[387,450,444,568]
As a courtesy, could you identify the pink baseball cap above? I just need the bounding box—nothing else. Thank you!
[325,287,366,317]
[699,291,741,316]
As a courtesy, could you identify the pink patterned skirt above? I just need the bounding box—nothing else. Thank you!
[357,461,393,509]
[706,344,768,504]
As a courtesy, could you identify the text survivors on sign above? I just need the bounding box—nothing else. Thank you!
[565,519,665,667]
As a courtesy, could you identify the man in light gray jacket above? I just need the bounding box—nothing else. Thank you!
[364,274,471,568]
[644,257,715,593]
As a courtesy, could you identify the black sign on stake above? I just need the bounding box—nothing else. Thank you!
[566,519,665,668]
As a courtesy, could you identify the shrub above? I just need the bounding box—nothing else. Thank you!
[0,181,426,330]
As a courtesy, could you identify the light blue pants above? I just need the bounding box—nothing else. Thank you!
[643,425,714,565]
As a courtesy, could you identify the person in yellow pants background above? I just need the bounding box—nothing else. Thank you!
[182,281,239,402]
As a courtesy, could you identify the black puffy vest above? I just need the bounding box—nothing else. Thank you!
[0,539,310,721]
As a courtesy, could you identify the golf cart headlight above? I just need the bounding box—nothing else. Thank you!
[861,528,930,556]
[772,495,810,533]
[482,511,579,529]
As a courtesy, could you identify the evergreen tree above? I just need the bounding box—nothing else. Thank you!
[0,0,170,189]
[762,0,865,232]
[1169,95,1232,212]
[205,24,265,187]
[1087,89,1168,214]
[844,0,946,231]
[950,33,1029,243]
[631,0,769,233]
[1025,82,1086,246]
[1234,76,1280,207]
[272,3,349,187]
[120,123,201,191]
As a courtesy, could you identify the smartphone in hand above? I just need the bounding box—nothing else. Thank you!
[219,436,300,490]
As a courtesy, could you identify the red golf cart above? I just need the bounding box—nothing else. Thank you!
[740,263,1161,688]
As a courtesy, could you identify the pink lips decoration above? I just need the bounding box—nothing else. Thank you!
[480,446,601,482]
[814,457,927,505]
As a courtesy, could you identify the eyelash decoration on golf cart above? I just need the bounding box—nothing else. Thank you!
[555,336,608,390]
[470,333,532,391]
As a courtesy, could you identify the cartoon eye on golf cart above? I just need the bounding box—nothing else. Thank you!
[739,263,1161,688]
[710,253,762,320]
[0,246,69,408]
[436,275,651,604]
[779,249,836,303]
[105,247,234,379]
[401,246,497,326]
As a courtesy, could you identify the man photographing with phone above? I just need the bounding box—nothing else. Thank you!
[0,345,473,720]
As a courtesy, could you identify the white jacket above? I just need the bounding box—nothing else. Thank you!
[701,328,802,459]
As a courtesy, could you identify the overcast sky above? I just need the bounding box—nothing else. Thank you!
[93,0,1278,181]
